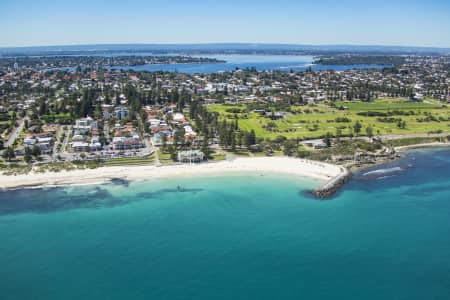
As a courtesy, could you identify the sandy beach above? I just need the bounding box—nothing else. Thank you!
[0,157,343,190]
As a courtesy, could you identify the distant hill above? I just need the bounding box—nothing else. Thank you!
[1,43,449,56]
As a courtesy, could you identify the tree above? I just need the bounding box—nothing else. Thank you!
[32,145,41,157]
[245,130,256,147]
[231,132,236,152]
[39,99,47,115]
[353,121,362,135]
[335,128,342,141]
[201,136,210,160]
[397,120,407,129]
[24,147,32,163]
[366,126,374,137]
[323,132,332,148]
[161,135,167,152]
[2,147,15,161]
[168,145,177,161]
[348,128,354,139]
[283,140,297,156]
[237,131,243,147]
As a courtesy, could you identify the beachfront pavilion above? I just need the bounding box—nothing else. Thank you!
[177,150,204,163]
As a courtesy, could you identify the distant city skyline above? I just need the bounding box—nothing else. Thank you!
[1,0,450,48]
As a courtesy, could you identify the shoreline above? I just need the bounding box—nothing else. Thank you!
[394,142,450,152]
[2,143,448,193]
[348,142,450,176]
[0,157,343,191]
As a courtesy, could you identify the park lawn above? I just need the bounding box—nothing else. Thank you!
[42,113,72,123]
[334,98,443,111]
[208,99,450,140]
[223,148,252,157]
[48,112,71,117]
[206,104,247,115]
[284,108,450,137]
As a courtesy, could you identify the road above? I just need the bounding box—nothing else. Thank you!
[135,113,156,157]
[5,117,28,148]
[52,125,65,159]
[301,132,450,145]
[154,149,161,165]
[103,121,110,142]
[377,132,450,141]
[61,125,72,154]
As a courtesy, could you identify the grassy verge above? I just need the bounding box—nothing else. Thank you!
[209,153,226,161]
[103,154,155,166]
[158,152,174,164]
[34,162,77,173]
[386,136,450,147]
[1,163,33,175]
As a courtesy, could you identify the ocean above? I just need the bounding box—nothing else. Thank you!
[0,148,449,299]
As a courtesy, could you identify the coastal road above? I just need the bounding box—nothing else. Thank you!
[301,132,450,146]
[377,133,450,141]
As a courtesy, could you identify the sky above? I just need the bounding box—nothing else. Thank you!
[0,0,449,48]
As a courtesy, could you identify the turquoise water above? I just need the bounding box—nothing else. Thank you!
[1,149,450,299]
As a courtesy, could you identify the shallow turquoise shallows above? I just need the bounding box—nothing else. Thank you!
[1,148,450,300]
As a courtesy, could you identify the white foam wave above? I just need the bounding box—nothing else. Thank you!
[362,167,403,177]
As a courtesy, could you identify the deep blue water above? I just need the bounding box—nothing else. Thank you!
[112,54,387,74]
[0,148,450,299]
[50,54,388,74]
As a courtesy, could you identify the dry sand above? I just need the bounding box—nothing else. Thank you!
[0,157,344,190]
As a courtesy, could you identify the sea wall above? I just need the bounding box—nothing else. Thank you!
[312,167,352,198]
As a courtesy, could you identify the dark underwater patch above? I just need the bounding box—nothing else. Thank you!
[0,186,117,215]
[0,184,206,216]
[107,178,130,186]
[136,187,204,199]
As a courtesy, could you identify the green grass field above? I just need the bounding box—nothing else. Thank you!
[335,98,443,110]
[210,153,226,161]
[103,155,155,166]
[158,152,174,164]
[206,98,450,140]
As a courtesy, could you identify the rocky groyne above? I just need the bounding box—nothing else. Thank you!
[312,167,352,198]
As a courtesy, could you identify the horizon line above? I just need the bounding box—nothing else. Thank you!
[1,42,449,51]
